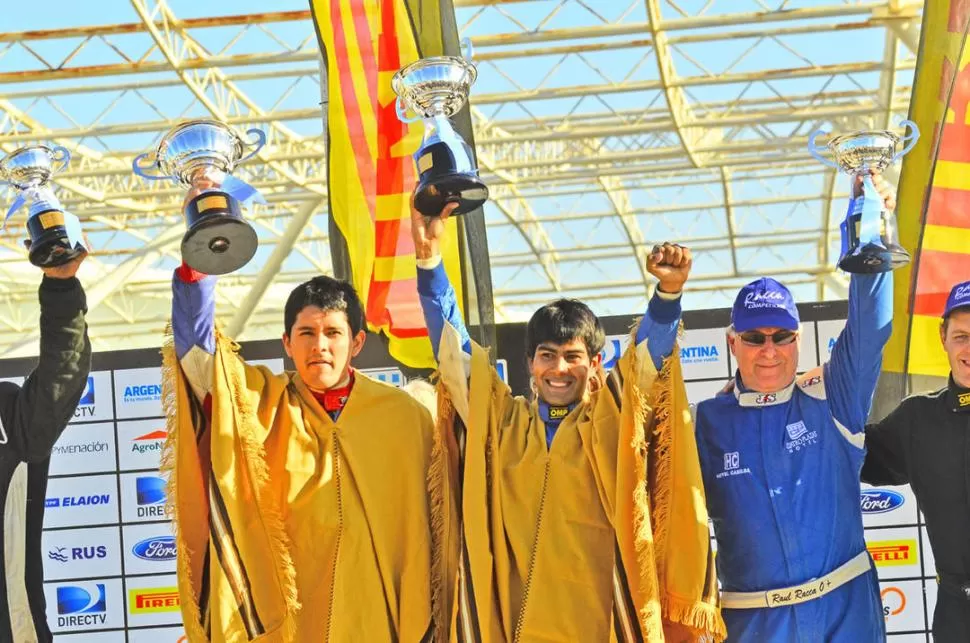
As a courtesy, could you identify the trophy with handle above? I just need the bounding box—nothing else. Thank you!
[393,45,488,217]
[132,120,266,275]
[808,121,919,273]
[0,145,85,267]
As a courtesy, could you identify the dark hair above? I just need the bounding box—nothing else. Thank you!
[525,298,605,359]
[283,276,365,337]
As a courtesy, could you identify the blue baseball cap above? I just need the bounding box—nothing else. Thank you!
[943,280,970,318]
[731,277,800,332]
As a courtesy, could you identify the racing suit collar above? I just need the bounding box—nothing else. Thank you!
[733,371,796,407]
[946,375,970,413]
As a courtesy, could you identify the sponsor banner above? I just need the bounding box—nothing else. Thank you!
[70,372,114,424]
[49,423,116,476]
[117,419,167,472]
[880,581,926,633]
[600,334,629,372]
[114,368,164,419]
[126,627,187,643]
[866,527,922,580]
[360,367,406,387]
[42,526,122,581]
[54,631,126,642]
[816,319,846,363]
[125,574,181,627]
[861,483,918,528]
[681,328,730,380]
[796,321,819,372]
[45,578,125,633]
[920,526,935,579]
[122,523,177,575]
[495,358,508,384]
[924,579,937,625]
[43,475,119,529]
[686,379,731,409]
[120,472,169,524]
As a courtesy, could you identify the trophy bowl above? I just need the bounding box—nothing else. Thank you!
[0,145,71,190]
[825,130,900,174]
[392,56,477,119]
[131,120,266,274]
[132,120,264,186]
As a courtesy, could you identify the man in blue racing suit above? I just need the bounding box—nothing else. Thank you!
[690,174,894,642]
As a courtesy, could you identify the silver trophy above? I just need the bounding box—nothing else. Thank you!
[809,121,919,273]
[0,145,85,267]
[393,52,487,217]
[132,120,266,275]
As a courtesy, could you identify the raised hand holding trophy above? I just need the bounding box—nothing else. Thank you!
[808,121,919,273]
[132,120,266,275]
[0,145,86,267]
[393,48,488,217]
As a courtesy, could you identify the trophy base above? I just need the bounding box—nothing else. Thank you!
[26,209,85,268]
[838,242,911,274]
[414,172,489,217]
[182,191,257,275]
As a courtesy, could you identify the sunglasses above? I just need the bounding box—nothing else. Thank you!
[737,329,798,346]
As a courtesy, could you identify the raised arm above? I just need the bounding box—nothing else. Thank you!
[0,254,91,462]
[172,263,216,403]
[635,243,691,370]
[824,174,896,436]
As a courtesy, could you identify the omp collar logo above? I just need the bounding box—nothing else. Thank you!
[868,539,918,566]
[129,587,180,613]
[801,376,821,388]
[880,586,906,620]
[860,489,905,514]
[755,393,776,405]
[958,392,970,407]
[56,583,107,627]
[548,406,569,420]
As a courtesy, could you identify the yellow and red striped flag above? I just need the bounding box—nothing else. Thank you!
[311,0,465,368]
[876,0,970,412]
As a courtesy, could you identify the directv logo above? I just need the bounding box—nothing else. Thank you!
[74,375,96,418]
[136,476,167,519]
[56,583,107,627]
[123,384,162,403]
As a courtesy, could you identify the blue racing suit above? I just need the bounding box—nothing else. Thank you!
[694,272,892,642]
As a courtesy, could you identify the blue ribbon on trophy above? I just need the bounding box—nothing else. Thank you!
[393,41,488,217]
[809,120,919,273]
[132,120,266,275]
[0,145,86,267]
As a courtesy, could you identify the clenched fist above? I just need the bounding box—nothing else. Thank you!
[647,242,692,294]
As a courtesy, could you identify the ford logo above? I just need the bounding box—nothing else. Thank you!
[132,536,176,561]
[860,489,904,514]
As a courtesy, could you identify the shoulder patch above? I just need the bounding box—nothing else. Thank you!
[796,367,826,400]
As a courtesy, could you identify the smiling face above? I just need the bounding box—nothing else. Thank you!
[728,326,800,393]
[942,309,970,388]
[282,306,365,392]
[527,338,601,406]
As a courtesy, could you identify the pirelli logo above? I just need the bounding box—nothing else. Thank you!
[129,587,180,613]
[548,406,569,419]
[867,539,918,567]
[958,392,970,407]
[38,211,65,229]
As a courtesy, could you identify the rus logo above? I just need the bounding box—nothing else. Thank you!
[48,546,107,563]
[860,489,904,514]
